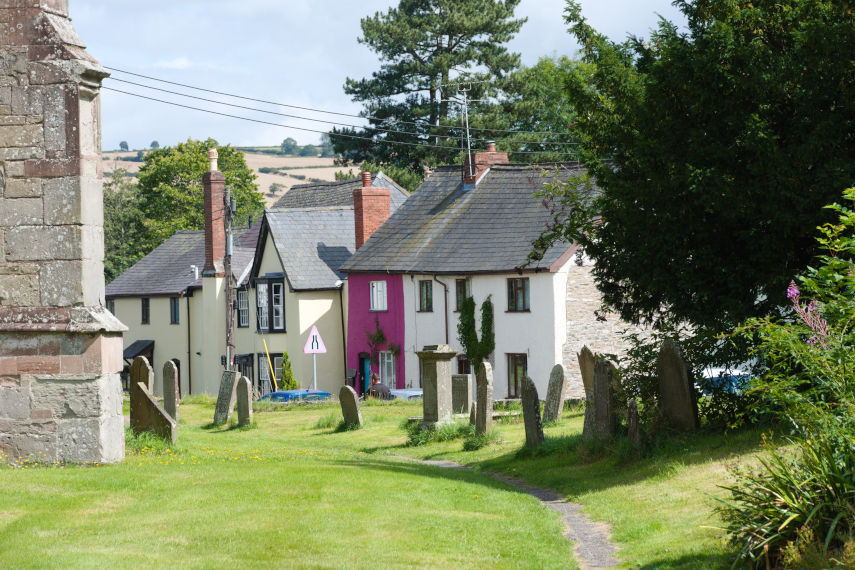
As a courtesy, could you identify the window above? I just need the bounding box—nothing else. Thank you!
[237,290,249,328]
[370,280,387,311]
[457,355,471,375]
[508,353,527,398]
[258,353,283,395]
[272,283,284,330]
[255,280,286,332]
[170,297,180,325]
[141,298,150,324]
[455,279,471,311]
[236,354,254,384]
[380,351,395,387]
[507,278,530,312]
[106,299,115,314]
[419,280,433,312]
[257,283,269,331]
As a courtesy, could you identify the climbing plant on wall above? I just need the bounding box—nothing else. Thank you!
[457,295,495,371]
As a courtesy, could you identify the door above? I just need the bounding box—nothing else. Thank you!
[358,355,371,396]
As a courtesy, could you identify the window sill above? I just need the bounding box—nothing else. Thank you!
[256,330,287,334]
[417,310,433,313]
[141,322,150,325]
[369,309,388,313]
[505,310,531,313]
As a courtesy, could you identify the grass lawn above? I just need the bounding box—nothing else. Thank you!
[0,398,765,569]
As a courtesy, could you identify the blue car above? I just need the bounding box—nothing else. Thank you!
[256,390,333,403]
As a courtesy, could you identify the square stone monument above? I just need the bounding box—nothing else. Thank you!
[416,345,457,429]
[0,2,127,464]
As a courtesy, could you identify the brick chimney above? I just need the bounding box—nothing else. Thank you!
[353,172,391,250]
[203,148,226,277]
[463,141,509,185]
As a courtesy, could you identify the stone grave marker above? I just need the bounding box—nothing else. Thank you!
[542,365,567,424]
[521,376,545,447]
[129,357,176,443]
[452,374,473,414]
[656,340,700,430]
[339,386,363,428]
[593,359,616,440]
[130,357,154,429]
[627,399,640,446]
[213,371,239,425]
[578,346,596,398]
[475,362,494,435]
[416,345,457,429]
[163,361,179,422]
[236,376,253,427]
[469,403,476,426]
[582,392,597,441]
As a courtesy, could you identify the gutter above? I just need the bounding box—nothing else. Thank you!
[338,283,347,384]
[432,275,449,345]
[186,294,192,395]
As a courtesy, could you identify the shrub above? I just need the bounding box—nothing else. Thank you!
[299,145,318,157]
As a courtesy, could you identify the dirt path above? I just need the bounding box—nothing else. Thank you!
[398,457,621,570]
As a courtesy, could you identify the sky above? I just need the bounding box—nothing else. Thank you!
[71,0,687,151]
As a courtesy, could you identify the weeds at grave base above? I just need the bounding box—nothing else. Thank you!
[405,421,474,447]
[463,430,504,451]
[125,427,183,457]
[335,421,363,433]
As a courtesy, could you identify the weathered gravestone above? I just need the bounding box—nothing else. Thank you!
[416,345,457,429]
[592,359,616,440]
[339,386,363,428]
[656,340,700,431]
[469,402,476,426]
[521,376,545,447]
[452,374,473,414]
[582,392,597,441]
[129,357,176,443]
[627,399,640,446]
[163,361,179,422]
[577,346,596,398]
[475,362,494,435]
[542,365,567,424]
[213,370,239,425]
[236,376,253,427]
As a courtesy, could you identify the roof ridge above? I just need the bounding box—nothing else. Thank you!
[267,205,354,213]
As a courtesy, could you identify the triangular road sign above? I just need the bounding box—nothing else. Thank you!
[304,326,327,354]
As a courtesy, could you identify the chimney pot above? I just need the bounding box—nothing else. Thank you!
[208,148,219,172]
[362,171,372,188]
[485,141,496,152]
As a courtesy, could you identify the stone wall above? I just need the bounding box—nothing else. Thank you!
[0,2,126,464]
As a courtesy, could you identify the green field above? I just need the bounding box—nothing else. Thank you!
[0,399,764,569]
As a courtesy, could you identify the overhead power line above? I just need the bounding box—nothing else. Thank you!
[104,66,572,137]
[102,87,581,157]
[107,77,578,147]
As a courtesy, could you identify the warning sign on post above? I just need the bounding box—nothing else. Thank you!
[304,326,327,354]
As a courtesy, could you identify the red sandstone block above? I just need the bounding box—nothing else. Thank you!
[0,357,17,375]
[60,355,82,374]
[39,336,60,356]
[17,356,60,374]
[31,409,52,420]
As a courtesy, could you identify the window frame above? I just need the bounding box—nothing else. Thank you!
[169,297,180,325]
[507,278,531,312]
[106,299,115,315]
[141,297,150,325]
[255,279,286,333]
[507,353,528,398]
[457,355,471,375]
[258,352,284,395]
[369,280,388,312]
[379,351,395,388]
[418,280,433,312]
[237,289,249,328]
[455,278,471,312]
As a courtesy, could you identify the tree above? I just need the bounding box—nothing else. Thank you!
[319,134,335,158]
[119,141,129,152]
[299,144,318,157]
[456,295,495,371]
[150,141,160,150]
[136,138,265,254]
[280,137,298,155]
[330,0,526,173]
[279,352,299,391]
[534,0,855,337]
[103,169,146,283]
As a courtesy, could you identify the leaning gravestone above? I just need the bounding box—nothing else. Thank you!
[163,361,179,422]
[656,340,700,430]
[521,376,545,448]
[452,374,473,414]
[627,399,640,446]
[236,377,253,427]
[129,357,176,443]
[213,371,239,425]
[475,362,494,435]
[578,346,596,398]
[542,365,567,424]
[417,345,457,429]
[593,359,616,440]
[339,386,364,428]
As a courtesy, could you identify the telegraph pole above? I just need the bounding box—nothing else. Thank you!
[441,79,489,177]
[224,186,235,371]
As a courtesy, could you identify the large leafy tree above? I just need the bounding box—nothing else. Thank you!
[103,170,146,283]
[536,0,855,335]
[136,138,264,254]
[331,0,526,173]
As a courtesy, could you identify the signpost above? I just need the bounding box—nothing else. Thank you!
[303,326,327,390]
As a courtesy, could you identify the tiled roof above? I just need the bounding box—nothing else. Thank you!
[270,173,410,211]
[105,222,261,298]
[340,163,598,274]
[263,207,355,291]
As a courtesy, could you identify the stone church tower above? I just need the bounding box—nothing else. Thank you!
[0,1,126,463]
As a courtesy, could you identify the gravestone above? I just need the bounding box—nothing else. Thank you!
[521,376,545,447]
[213,371,239,425]
[130,357,154,429]
[129,357,176,443]
[469,403,476,426]
[627,399,640,446]
[236,376,253,427]
[582,392,597,441]
[163,361,179,422]
[475,362,494,435]
[416,345,457,429]
[656,340,700,430]
[592,359,616,440]
[578,346,596,398]
[542,365,567,424]
[339,386,363,428]
[452,374,473,414]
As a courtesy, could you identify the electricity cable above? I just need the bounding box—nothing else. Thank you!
[104,66,573,136]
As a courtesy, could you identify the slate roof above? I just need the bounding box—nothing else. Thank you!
[340,163,598,274]
[271,173,410,211]
[105,223,261,298]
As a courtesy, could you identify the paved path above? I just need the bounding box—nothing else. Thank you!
[398,457,621,570]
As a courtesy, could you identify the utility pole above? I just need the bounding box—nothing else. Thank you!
[441,79,488,177]
[224,186,235,372]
